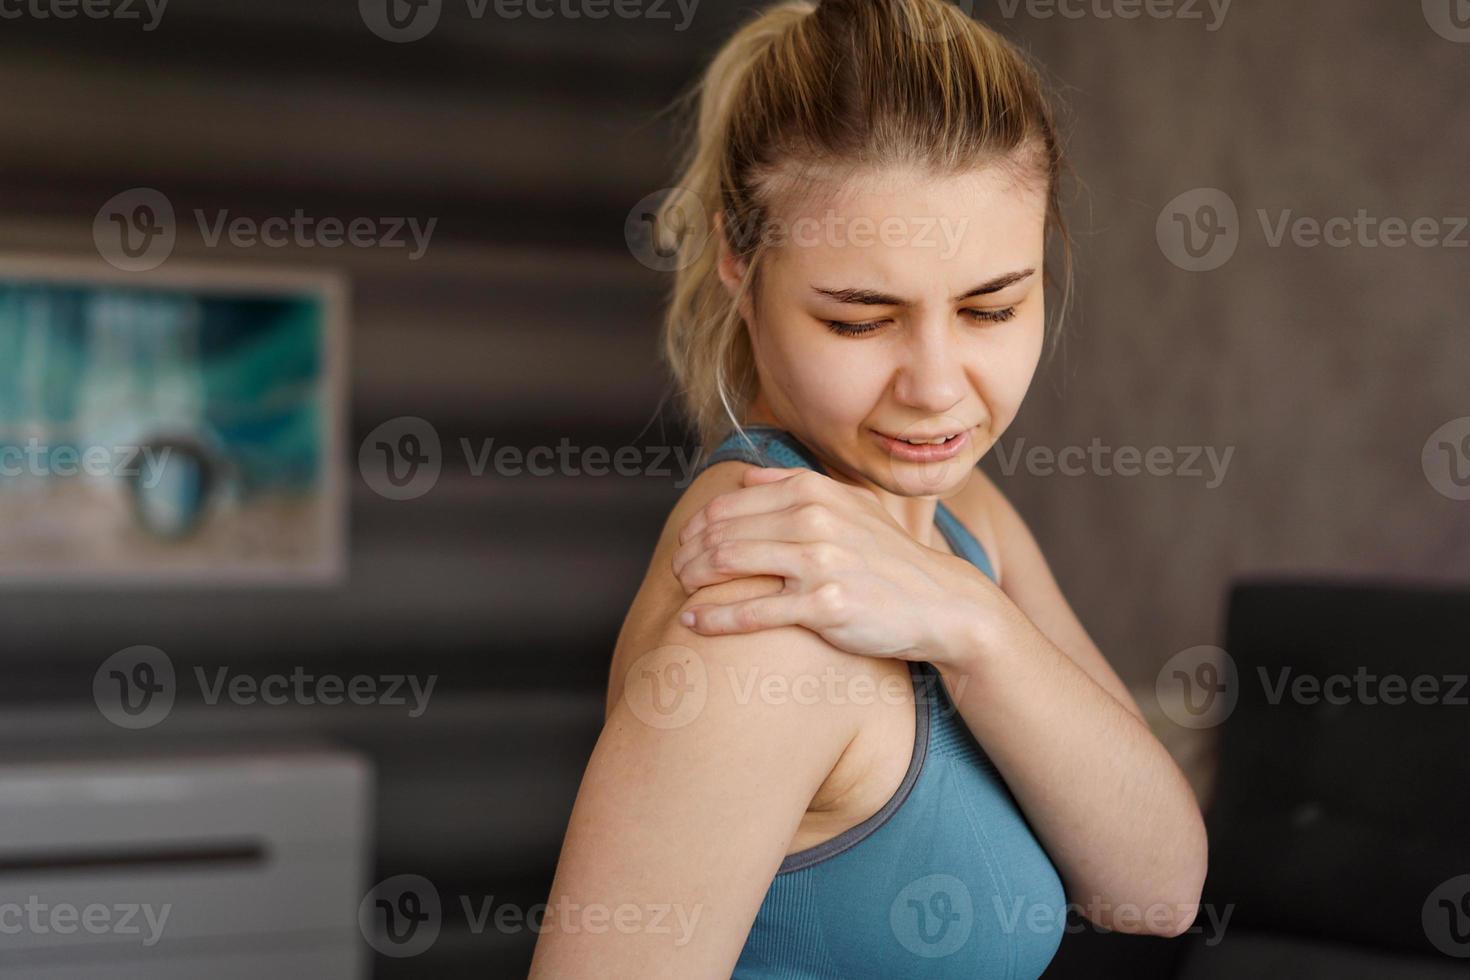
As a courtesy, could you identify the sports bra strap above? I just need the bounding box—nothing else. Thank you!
[696,424,997,583]
[697,425,828,476]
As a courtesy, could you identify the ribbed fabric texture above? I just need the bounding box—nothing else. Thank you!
[695,427,1067,980]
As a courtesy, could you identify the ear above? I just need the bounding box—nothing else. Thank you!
[714,210,744,293]
[714,210,756,326]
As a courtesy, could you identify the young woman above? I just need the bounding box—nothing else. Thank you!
[531,1,1208,976]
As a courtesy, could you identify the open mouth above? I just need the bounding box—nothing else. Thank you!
[891,433,963,446]
[870,427,973,461]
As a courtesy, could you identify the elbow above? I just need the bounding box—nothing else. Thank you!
[1145,838,1209,939]
[1077,832,1210,939]
[1146,806,1210,938]
[1153,899,1200,939]
[1077,888,1202,939]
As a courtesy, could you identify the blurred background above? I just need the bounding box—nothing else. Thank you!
[0,0,1466,977]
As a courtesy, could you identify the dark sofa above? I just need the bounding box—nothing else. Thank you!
[1046,579,1470,978]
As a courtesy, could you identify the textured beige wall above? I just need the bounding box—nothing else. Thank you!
[982,1,1470,689]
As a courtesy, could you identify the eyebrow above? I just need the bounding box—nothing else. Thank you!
[811,268,1036,306]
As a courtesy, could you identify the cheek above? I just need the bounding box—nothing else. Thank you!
[751,299,887,418]
[969,320,1044,427]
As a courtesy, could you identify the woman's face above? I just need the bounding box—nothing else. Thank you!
[721,163,1049,498]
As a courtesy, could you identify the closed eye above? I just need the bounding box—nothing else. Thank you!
[824,306,1018,337]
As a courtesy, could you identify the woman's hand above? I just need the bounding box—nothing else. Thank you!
[671,466,1010,666]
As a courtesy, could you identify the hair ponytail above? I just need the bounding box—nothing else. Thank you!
[656,0,1074,450]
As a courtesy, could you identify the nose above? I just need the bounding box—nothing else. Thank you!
[891,321,965,414]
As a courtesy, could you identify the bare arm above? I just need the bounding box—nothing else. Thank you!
[529,576,864,978]
[938,469,1207,935]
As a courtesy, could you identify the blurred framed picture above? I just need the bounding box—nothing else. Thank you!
[0,254,349,585]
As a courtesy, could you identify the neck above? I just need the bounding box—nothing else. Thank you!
[741,395,946,551]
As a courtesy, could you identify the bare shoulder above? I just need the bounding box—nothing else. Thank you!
[609,459,877,721]
[541,460,877,977]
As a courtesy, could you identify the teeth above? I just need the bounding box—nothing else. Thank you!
[902,435,952,445]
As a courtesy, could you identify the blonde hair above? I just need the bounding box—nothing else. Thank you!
[654,0,1075,450]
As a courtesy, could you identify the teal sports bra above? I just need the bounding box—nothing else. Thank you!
[696,425,1067,980]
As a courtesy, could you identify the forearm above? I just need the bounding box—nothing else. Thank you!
[934,594,1207,934]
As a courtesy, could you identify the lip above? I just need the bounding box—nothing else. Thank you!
[870,427,972,463]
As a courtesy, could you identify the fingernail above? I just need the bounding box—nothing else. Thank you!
[679,610,696,627]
